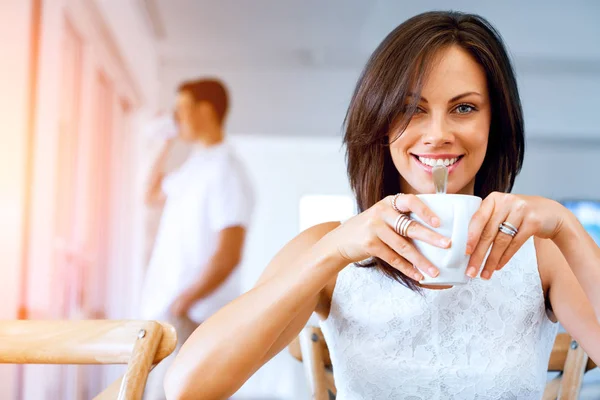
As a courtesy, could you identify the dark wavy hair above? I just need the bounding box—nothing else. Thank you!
[343,11,525,289]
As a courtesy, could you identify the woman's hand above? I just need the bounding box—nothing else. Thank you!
[465,192,567,280]
[324,194,452,281]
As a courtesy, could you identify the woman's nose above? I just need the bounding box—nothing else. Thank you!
[421,116,454,146]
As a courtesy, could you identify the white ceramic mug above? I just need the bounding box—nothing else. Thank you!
[410,194,482,286]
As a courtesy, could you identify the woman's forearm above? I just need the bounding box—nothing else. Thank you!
[553,210,600,318]
[164,239,345,400]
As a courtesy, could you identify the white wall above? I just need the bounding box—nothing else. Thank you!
[516,139,600,200]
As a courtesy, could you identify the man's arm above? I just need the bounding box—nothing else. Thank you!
[145,139,175,207]
[170,226,247,316]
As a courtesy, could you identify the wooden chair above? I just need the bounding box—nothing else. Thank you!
[544,333,597,399]
[289,327,597,400]
[0,320,177,400]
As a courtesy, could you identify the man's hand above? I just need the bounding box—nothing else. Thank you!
[170,287,199,318]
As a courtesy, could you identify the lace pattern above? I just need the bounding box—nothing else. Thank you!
[320,238,558,399]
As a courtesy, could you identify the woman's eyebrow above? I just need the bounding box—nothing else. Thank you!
[407,91,483,103]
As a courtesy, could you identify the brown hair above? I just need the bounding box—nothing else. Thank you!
[177,78,229,123]
[343,11,525,289]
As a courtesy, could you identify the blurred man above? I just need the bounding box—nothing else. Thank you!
[140,78,253,399]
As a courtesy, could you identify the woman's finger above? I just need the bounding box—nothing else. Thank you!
[497,224,534,270]
[389,194,440,228]
[377,224,439,278]
[465,195,495,255]
[479,209,525,280]
[369,236,424,281]
[466,198,508,278]
[380,206,450,249]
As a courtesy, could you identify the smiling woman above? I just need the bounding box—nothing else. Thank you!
[343,15,524,288]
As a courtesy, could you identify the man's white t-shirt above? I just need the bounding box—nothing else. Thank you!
[140,142,253,323]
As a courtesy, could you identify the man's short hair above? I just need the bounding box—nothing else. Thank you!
[177,78,229,123]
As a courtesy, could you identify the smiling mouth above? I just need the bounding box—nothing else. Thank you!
[412,155,464,167]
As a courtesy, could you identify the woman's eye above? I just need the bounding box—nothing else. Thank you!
[455,104,476,114]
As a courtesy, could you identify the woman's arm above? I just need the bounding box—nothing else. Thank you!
[164,222,345,400]
[552,210,600,319]
[536,237,600,365]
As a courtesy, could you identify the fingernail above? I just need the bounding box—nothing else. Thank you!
[414,273,424,281]
[466,266,477,278]
[465,244,472,255]
[481,270,491,280]
[428,267,438,277]
[431,217,440,227]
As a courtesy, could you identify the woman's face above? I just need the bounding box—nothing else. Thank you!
[389,45,491,195]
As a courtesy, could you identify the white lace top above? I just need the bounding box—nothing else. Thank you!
[320,237,558,399]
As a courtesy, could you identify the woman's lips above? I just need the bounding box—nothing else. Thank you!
[412,154,464,174]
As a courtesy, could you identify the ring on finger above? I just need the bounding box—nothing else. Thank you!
[391,193,403,213]
[501,221,519,233]
[498,222,517,237]
[394,213,414,237]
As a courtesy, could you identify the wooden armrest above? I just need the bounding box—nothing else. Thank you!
[548,333,596,372]
[0,320,176,365]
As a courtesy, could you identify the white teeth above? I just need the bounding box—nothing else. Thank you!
[417,156,459,167]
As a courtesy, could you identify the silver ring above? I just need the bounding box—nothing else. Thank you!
[498,223,517,237]
[501,221,519,233]
[394,214,413,237]
[391,193,403,213]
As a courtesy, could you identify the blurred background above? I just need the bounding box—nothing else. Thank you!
[1,0,599,398]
